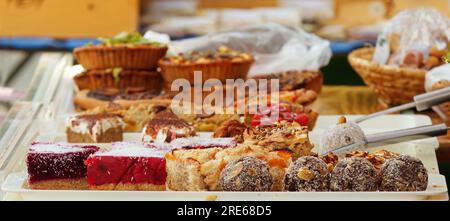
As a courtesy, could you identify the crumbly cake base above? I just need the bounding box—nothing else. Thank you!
[165,145,291,191]
[89,183,166,191]
[66,127,123,143]
[27,178,89,190]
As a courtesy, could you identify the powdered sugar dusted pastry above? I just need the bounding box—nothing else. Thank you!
[320,117,366,156]
[26,142,99,190]
[66,113,124,143]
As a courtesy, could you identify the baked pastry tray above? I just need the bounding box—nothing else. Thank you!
[1,115,448,201]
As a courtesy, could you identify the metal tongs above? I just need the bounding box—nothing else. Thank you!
[322,123,449,156]
[322,87,450,155]
[354,87,450,123]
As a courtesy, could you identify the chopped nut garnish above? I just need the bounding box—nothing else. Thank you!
[297,167,314,181]
[337,116,347,124]
[346,150,399,170]
[205,195,218,201]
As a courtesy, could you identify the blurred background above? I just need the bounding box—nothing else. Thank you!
[1,0,449,114]
[0,0,449,162]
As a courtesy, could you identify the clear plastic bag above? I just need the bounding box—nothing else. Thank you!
[168,23,332,76]
[425,64,450,92]
[373,8,450,68]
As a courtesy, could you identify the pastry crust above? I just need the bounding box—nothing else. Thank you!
[74,69,162,93]
[74,44,168,70]
[74,89,172,112]
[27,178,89,190]
[252,70,323,94]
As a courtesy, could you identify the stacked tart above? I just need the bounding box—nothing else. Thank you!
[159,46,254,84]
[73,32,168,110]
[252,70,323,94]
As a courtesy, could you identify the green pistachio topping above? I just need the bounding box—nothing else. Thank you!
[443,52,450,63]
[96,32,161,46]
[105,67,123,83]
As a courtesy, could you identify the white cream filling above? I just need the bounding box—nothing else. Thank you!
[141,125,192,144]
[67,116,124,141]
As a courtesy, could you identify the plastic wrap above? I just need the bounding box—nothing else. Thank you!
[168,23,332,76]
[373,8,450,68]
[425,64,450,92]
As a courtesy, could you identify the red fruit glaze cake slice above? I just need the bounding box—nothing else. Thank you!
[85,142,170,191]
[26,142,100,190]
[169,137,237,149]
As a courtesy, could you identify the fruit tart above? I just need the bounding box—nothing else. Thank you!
[74,32,167,70]
[159,46,254,84]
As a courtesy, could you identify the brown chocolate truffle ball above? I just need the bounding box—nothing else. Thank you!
[219,156,273,191]
[284,156,329,191]
[330,157,379,191]
[380,155,428,191]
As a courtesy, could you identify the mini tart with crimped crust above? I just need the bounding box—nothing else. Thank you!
[252,70,323,94]
[159,46,254,84]
[74,32,167,70]
[73,68,162,93]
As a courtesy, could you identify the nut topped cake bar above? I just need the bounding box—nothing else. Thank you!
[243,121,313,157]
[85,142,171,191]
[26,142,100,190]
[66,113,124,143]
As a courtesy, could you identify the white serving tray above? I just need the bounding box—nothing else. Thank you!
[1,115,447,201]
[2,172,448,201]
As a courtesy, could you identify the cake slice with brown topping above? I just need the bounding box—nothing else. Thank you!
[142,111,196,143]
[66,113,124,143]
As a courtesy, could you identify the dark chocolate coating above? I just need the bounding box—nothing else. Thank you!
[284,156,329,191]
[380,155,428,191]
[330,157,379,191]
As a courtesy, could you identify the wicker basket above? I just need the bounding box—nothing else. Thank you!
[348,47,426,107]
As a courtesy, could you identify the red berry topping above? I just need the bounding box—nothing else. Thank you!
[294,113,309,126]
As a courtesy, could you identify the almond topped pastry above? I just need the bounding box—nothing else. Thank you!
[319,152,339,172]
[142,111,196,143]
[243,121,313,157]
[346,150,399,170]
